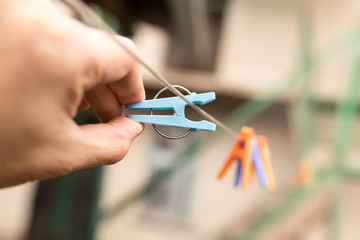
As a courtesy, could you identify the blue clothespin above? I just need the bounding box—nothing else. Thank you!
[125,92,216,131]
[234,158,242,187]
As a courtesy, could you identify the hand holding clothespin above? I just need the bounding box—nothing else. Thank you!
[217,127,275,190]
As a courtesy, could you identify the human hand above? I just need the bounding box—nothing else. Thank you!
[0,0,145,187]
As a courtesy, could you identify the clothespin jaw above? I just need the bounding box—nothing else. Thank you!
[234,158,242,186]
[257,136,276,190]
[250,136,268,189]
[217,127,251,183]
[217,137,242,180]
[125,92,216,132]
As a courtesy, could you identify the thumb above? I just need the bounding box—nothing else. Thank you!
[76,117,144,169]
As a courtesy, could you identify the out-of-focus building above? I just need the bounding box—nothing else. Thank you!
[1,0,360,239]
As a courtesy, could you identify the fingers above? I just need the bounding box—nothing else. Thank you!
[66,24,146,171]
[108,56,144,105]
[82,33,142,93]
[78,97,90,110]
[81,30,145,101]
[108,37,145,104]
[85,84,122,122]
[76,116,144,168]
[77,27,145,122]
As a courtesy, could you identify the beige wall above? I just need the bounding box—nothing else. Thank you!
[1,0,360,239]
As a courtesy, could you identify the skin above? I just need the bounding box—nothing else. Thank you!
[0,0,145,187]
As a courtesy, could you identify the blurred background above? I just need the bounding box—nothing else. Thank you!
[1,0,360,239]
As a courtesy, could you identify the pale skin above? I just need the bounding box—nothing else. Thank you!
[0,0,145,187]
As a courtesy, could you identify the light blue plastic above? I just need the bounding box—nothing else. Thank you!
[235,158,242,187]
[251,137,268,189]
[125,92,216,131]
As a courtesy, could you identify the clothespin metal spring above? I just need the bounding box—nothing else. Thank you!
[150,85,192,139]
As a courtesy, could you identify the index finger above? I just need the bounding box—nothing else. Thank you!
[74,24,145,122]
[82,29,145,103]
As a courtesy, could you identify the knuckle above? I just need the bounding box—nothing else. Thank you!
[119,36,137,51]
[117,37,141,67]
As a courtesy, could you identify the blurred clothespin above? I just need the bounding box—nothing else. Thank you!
[217,127,275,190]
[257,136,276,190]
[296,159,314,187]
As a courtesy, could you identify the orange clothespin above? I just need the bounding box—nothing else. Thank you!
[296,160,313,187]
[217,126,255,189]
[217,133,242,180]
[257,136,276,190]
[247,162,255,187]
[240,127,255,189]
[217,127,275,191]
